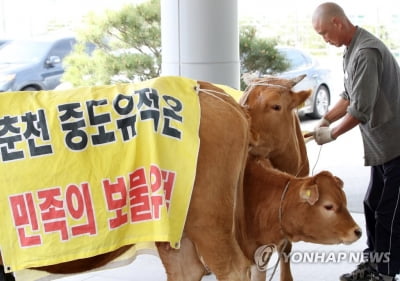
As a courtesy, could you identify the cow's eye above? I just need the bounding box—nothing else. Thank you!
[271,104,281,111]
[324,204,334,211]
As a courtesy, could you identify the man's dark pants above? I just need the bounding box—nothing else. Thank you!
[364,155,400,277]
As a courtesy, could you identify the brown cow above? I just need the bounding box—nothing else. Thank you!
[240,74,310,177]
[242,156,362,281]
[0,78,252,281]
[158,156,362,281]
[0,76,313,281]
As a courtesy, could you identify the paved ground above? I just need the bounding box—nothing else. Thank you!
[56,213,369,281]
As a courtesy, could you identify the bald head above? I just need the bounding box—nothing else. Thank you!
[312,2,347,26]
[312,2,355,47]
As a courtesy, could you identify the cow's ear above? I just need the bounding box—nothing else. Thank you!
[291,90,312,108]
[334,176,344,189]
[300,184,319,205]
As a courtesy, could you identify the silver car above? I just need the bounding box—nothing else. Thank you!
[276,47,332,119]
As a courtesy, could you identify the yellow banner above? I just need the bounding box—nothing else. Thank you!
[0,76,200,272]
[215,83,243,102]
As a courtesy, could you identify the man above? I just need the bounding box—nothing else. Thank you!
[309,2,400,281]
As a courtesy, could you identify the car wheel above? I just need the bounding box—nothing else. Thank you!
[308,85,330,119]
[22,86,39,91]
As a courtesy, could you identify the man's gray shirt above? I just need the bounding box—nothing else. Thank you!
[342,27,400,166]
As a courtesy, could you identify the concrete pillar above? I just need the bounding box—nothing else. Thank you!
[161,0,239,89]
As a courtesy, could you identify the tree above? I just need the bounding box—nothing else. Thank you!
[63,1,286,89]
[63,0,161,87]
[240,25,289,75]
[239,25,289,89]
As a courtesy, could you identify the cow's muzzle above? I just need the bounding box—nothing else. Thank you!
[342,225,362,244]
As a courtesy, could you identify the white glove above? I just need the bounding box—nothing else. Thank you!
[314,117,331,130]
[314,127,336,145]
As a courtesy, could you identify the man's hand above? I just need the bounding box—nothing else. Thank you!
[314,127,336,145]
[314,117,331,129]
[304,127,336,145]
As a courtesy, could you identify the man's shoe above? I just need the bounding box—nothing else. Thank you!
[340,262,378,281]
[0,266,15,281]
